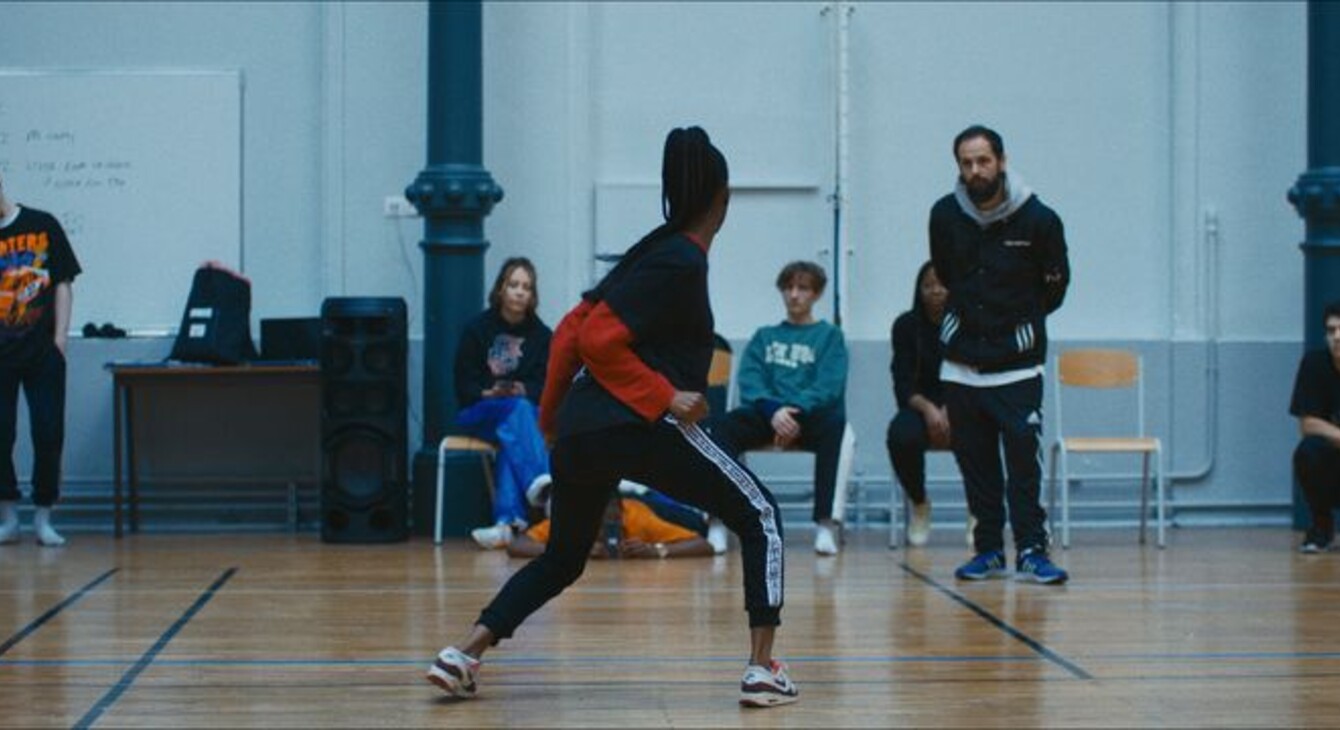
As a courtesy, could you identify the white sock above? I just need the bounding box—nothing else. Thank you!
[34,507,66,547]
[0,501,17,544]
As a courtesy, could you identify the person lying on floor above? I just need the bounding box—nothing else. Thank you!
[507,493,714,559]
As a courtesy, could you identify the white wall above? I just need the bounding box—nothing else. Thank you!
[0,1,1312,523]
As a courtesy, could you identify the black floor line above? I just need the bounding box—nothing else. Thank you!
[74,567,237,730]
[0,568,119,658]
[900,563,1093,680]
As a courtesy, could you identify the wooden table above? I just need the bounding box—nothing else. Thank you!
[107,363,321,536]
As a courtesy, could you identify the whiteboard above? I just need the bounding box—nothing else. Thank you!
[0,70,242,333]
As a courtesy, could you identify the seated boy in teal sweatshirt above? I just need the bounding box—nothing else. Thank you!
[711,260,850,555]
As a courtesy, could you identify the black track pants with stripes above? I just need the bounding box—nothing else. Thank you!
[477,416,786,640]
[944,376,1050,556]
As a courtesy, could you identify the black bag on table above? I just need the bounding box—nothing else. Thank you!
[169,262,259,365]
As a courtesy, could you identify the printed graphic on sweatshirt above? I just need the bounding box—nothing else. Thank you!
[764,341,816,369]
[0,230,52,328]
[487,333,525,378]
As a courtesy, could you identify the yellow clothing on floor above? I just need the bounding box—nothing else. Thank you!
[525,498,698,545]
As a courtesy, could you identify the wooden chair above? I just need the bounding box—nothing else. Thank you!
[434,435,496,545]
[1047,348,1165,548]
[707,336,733,416]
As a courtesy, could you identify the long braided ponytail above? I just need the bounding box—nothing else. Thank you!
[587,127,729,301]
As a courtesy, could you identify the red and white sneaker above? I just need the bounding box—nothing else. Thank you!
[739,659,799,707]
[426,646,480,699]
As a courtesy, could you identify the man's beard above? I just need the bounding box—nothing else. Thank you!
[964,174,1003,205]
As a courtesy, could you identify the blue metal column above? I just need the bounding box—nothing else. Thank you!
[404,0,503,527]
[1287,0,1340,527]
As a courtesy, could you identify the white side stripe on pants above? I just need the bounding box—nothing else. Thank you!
[670,416,784,606]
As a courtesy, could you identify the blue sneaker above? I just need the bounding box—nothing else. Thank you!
[1016,548,1068,584]
[954,550,1007,580]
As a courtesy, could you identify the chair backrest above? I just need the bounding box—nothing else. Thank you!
[1053,348,1145,438]
[1057,348,1139,388]
[707,334,733,417]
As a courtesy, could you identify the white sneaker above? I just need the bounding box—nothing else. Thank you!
[34,508,65,547]
[907,500,932,547]
[36,524,66,547]
[739,659,799,707]
[0,501,17,545]
[966,513,978,549]
[426,646,480,699]
[814,524,838,556]
[524,474,553,508]
[470,523,512,550]
[706,518,728,555]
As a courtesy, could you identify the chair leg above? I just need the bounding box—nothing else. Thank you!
[832,424,857,525]
[1060,448,1071,549]
[1138,453,1150,545]
[888,483,900,550]
[480,453,497,512]
[1156,447,1167,549]
[435,439,448,545]
[1047,442,1059,543]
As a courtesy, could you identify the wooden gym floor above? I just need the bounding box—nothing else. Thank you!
[2,526,1339,728]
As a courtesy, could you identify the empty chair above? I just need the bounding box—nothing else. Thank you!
[1047,348,1165,548]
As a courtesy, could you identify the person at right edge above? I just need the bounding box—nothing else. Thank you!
[1289,300,1340,554]
[929,125,1071,584]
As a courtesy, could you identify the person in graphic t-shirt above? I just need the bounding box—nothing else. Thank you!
[0,171,81,547]
[454,257,553,550]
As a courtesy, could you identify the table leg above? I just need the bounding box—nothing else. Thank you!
[113,381,124,538]
[126,390,139,533]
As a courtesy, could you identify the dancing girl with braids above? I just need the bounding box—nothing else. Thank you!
[426,126,797,708]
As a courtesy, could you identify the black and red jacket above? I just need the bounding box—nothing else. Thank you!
[540,231,713,439]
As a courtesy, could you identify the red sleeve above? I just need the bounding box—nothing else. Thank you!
[538,300,593,438]
[578,302,677,422]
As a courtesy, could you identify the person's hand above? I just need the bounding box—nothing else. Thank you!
[619,538,657,559]
[669,391,709,424]
[926,405,952,450]
[487,380,523,398]
[54,337,67,358]
[771,406,801,447]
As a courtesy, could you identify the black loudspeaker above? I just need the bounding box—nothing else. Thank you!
[320,297,409,543]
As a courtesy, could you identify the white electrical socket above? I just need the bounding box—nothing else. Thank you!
[383,195,419,218]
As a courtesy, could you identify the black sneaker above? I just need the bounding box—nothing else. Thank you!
[1299,530,1334,554]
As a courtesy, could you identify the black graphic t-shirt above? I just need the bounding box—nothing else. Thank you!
[0,206,81,365]
[453,307,552,410]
